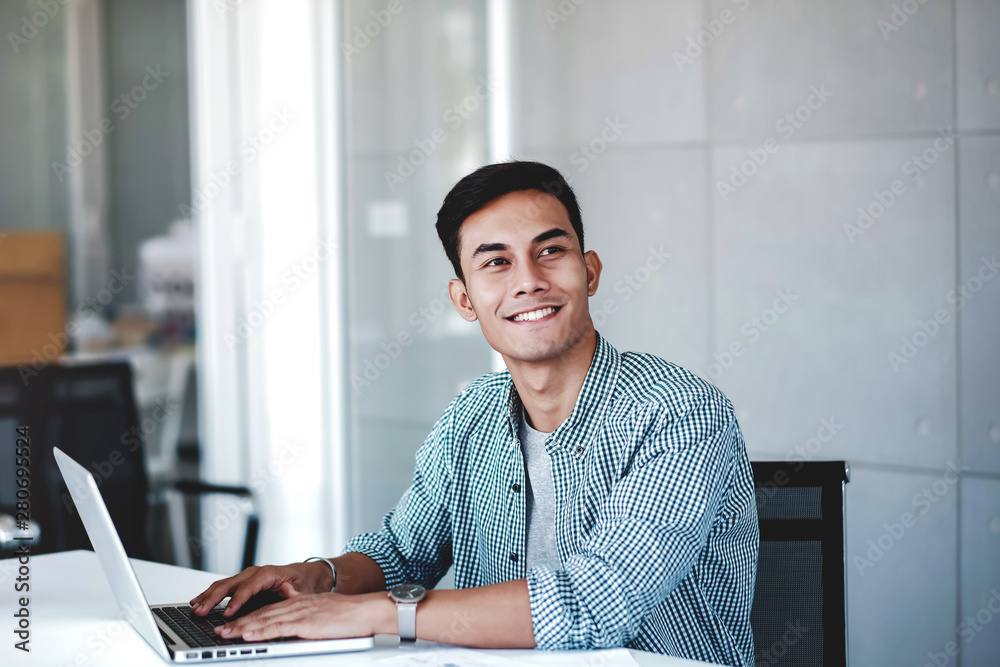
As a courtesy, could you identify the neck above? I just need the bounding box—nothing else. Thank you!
[503,328,598,433]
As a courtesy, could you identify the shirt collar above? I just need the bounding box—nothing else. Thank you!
[504,332,621,455]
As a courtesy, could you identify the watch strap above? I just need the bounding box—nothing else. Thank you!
[397,600,417,643]
[303,557,336,592]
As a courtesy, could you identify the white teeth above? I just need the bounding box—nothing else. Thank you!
[512,307,555,322]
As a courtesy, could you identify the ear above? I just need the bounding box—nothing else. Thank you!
[448,278,478,322]
[584,250,602,297]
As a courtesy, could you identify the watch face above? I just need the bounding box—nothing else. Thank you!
[391,583,426,601]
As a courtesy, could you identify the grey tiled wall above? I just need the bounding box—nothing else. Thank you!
[509,2,999,666]
[342,2,999,664]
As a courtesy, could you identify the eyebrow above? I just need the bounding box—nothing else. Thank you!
[470,228,571,259]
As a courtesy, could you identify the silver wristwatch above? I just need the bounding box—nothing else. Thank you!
[388,583,426,645]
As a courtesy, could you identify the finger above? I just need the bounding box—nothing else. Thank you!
[223,572,289,617]
[218,602,301,641]
[190,580,224,607]
[242,619,296,642]
[192,566,266,614]
[278,581,305,598]
[189,572,253,614]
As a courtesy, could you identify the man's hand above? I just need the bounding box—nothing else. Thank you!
[189,563,329,618]
[213,591,393,641]
[192,561,536,648]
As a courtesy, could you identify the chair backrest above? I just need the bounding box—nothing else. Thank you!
[1,362,153,560]
[750,461,850,667]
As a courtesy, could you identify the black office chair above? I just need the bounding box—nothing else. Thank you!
[36,362,156,558]
[750,461,850,667]
[0,362,259,569]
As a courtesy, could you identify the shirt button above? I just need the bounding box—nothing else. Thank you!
[509,553,519,562]
[511,483,521,493]
[574,445,584,454]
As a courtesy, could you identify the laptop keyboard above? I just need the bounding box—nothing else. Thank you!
[154,605,241,647]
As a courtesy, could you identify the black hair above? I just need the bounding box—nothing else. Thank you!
[435,161,584,281]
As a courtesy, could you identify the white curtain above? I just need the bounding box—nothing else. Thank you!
[187,0,348,573]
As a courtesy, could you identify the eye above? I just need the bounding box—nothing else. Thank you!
[485,257,509,267]
[540,246,564,256]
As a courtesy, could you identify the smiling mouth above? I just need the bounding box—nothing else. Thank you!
[507,306,560,322]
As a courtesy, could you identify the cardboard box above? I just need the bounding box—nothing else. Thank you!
[0,231,67,365]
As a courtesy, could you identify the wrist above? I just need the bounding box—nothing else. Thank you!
[302,559,335,594]
[365,591,398,636]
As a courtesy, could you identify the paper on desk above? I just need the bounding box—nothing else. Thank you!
[376,647,639,667]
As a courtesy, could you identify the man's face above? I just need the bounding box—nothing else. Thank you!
[448,190,602,364]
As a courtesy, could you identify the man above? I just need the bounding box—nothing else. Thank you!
[191,161,758,665]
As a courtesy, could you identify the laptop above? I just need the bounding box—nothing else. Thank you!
[53,447,374,662]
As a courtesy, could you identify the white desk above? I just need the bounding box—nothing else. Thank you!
[0,551,719,667]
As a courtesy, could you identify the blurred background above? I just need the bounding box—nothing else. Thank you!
[0,0,998,665]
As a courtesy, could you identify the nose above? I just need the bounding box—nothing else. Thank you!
[511,257,549,297]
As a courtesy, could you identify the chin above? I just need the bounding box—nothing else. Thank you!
[499,330,580,364]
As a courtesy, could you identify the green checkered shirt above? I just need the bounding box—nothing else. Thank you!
[345,333,757,665]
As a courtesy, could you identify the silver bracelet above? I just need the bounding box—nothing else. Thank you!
[304,556,337,592]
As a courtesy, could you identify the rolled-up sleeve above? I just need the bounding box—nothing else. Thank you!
[528,397,738,649]
[342,399,457,590]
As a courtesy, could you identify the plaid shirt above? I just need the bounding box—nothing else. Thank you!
[345,333,757,666]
